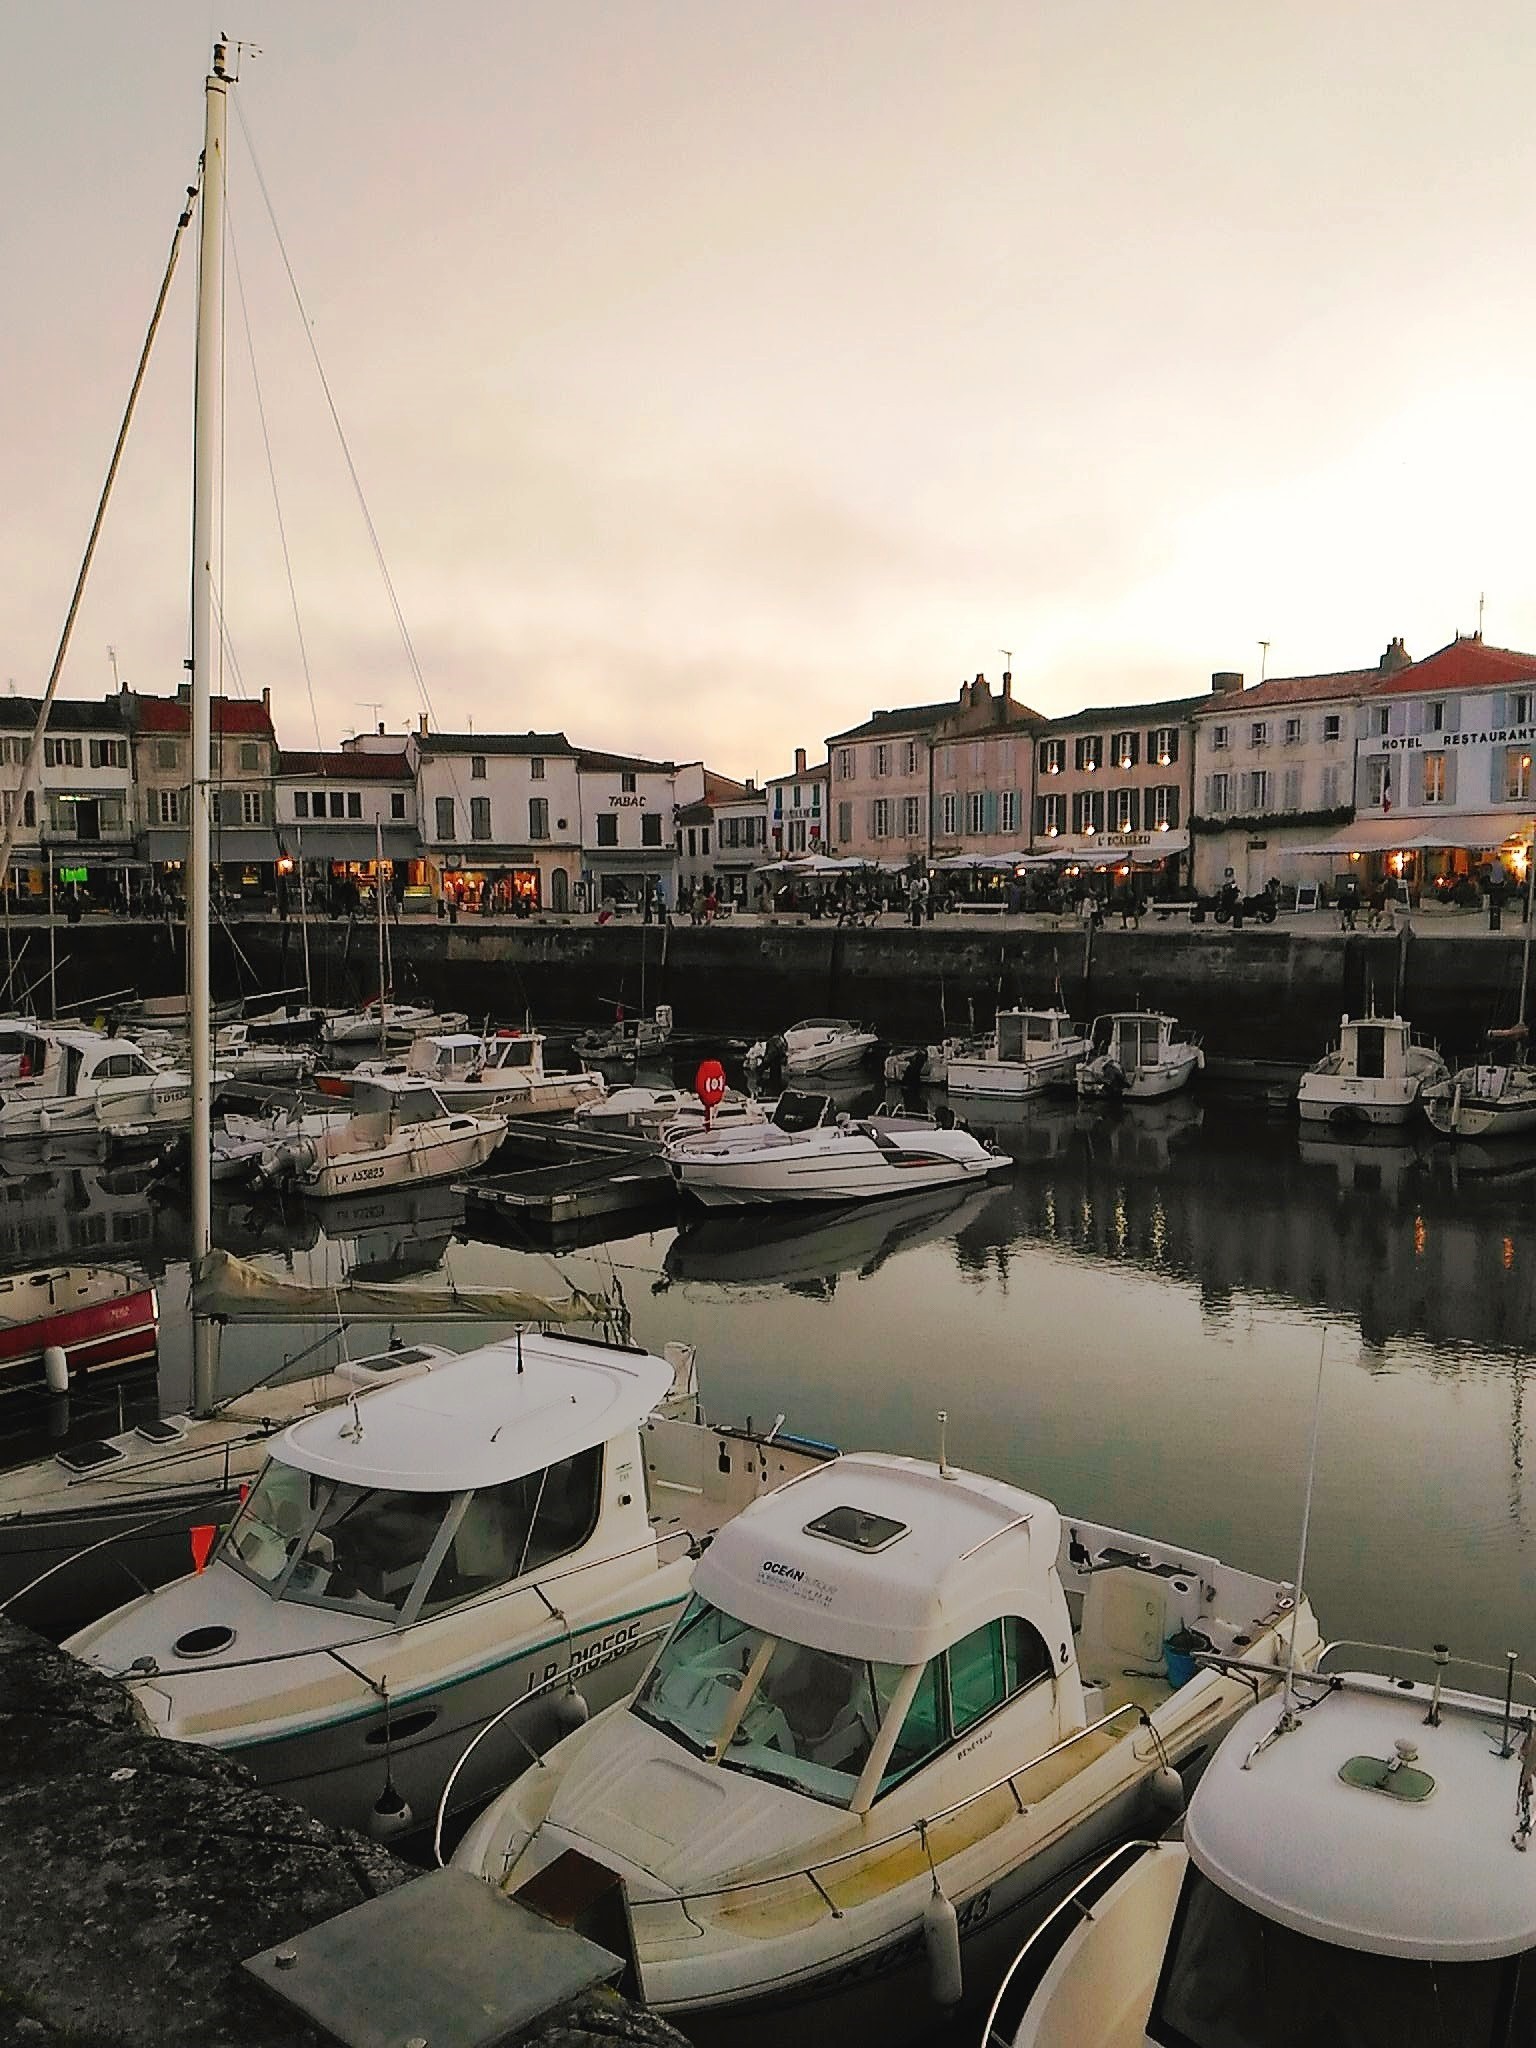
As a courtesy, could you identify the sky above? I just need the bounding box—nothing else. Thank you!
[5,3,1536,780]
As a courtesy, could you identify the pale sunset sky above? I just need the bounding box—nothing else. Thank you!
[4,3,1536,778]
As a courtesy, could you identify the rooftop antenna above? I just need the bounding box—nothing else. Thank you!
[999,648,1013,673]
[1479,592,1487,639]
[107,645,120,690]
[356,700,383,729]
[1258,640,1271,683]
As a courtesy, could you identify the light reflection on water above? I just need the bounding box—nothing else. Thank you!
[8,1095,1535,1675]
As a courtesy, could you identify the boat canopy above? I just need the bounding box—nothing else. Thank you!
[692,1453,1061,1667]
[273,1332,675,1493]
[191,1247,614,1327]
[996,1010,1076,1060]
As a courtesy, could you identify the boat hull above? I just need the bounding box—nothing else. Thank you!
[1423,1068,1536,1139]
[1296,1079,1420,1127]
[948,1051,1084,1099]
[304,1122,503,1198]
[1078,1052,1200,1103]
[671,1132,999,1208]
[0,1279,158,1395]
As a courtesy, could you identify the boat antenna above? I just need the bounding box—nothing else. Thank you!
[1244,1327,1328,1768]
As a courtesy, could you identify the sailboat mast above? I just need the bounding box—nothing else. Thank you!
[190,41,231,1407]
[376,816,387,1056]
[1521,838,1535,1030]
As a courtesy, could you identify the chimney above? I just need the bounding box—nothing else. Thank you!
[794,746,806,775]
[1001,670,1012,704]
[418,712,429,736]
[1210,671,1244,694]
[1378,637,1412,673]
[377,722,385,736]
[261,686,271,712]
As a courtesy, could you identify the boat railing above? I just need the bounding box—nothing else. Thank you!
[1316,1639,1536,1707]
[644,1699,1158,1927]
[977,1835,1167,2048]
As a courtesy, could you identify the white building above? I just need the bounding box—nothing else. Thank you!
[577,750,677,911]
[413,731,582,913]
[765,748,829,857]
[0,694,135,902]
[274,748,418,903]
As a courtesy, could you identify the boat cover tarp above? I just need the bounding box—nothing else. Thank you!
[192,1247,611,1325]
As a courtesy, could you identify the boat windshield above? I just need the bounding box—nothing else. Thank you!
[1149,1867,1526,2048]
[222,1459,456,1619]
[631,1594,906,1808]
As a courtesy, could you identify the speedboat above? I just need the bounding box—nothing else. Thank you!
[1296,1011,1448,1128]
[65,1333,832,1835]
[664,1090,1009,1207]
[747,1019,879,1078]
[0,1265,157,1398]
[350,1029,606,1118]
[996,1639,1536,2048]
[454,1452,1320,2041]
[1077,1015,1203,1103]
[948,1009,1092,1099]
[0,1340,456,1636]
[258,1084,505,1198]
[1422,1025,1536,1139]
[573,1085,768,1141]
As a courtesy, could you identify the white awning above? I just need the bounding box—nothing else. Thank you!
[1292,811,1535,856]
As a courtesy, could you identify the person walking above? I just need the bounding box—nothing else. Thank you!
[1487,861,1509,932]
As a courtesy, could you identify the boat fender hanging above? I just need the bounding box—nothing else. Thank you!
[1146,1764,1185,1822]
[922,1883,963,2007]
[366,1783,415,1844]
[43,1345,69,1395]
[551,1687,589,1740]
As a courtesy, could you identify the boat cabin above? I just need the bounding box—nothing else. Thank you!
[404,1032,546,1081]
[996,1010,1083,1063]
[1089,1014,1182,1070]
[43,1032,160,1101]
[1332,1013,1418,1080]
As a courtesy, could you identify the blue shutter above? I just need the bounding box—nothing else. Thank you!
[984,790,998,834]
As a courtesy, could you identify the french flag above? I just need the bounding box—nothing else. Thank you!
[1381,760,1393,814]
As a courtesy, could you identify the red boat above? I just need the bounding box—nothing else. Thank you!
[0,1268,159,1395]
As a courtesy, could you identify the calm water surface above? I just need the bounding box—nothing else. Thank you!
[7,1094,1533,1673]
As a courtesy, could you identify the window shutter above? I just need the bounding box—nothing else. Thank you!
[1127,789,1141,831]
[1034,794,1045,836]
[1166,787,1180,828]
[984,789,998,833]
[1445,751,1458,806]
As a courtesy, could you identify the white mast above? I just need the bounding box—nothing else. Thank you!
[190,41,232,1410]
[376,815,387,1056]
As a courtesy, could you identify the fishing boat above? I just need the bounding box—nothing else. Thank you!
[0,1265,157,1398]
[1076,1015,1203,1104]
[948,1009,1092,1100]
[1296,1011,1448,1129]
[1423,855,1536,1139]
[0,1340,456,1636]
[574,1004,674,1064]
[350,1029,606,1118]
[65,1332,832,1835]
[747,1019,880,1078]
[257,1084,505,1198]
[994,1640,1536,2048]
[665,1090,1009,1207]
[454,1451,1320,2041]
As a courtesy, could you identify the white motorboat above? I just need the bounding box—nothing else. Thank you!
[1077,1015,1203,1103]
[351,1029,606,1118]
[259,1084,505,1199]
[948,1009,1092,1100]
[66,1333,831,1834]
[573,1085,768,1141]
[996,1640,1536,2048]
[454,1452,1320,2041]
[321,1001,468,1048]
[212,1104,351,1185]
[575,1005,674,1063]
[883,1036,988,1087]
[0,1030,195,1140]
[1296,1011,1448,1128]
[213,1021,315,1086]
[665,1090,1009,1207]
[0,1021,55,1086]
[1422,1026,1536,1140]
[747,1019,880,1078]
[0,1340,456,1637]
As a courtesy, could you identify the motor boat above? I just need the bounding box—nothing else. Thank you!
[665,1090,1010,1207]
[995,1639,1536,2048]
[1296,1011,1448,1129]
[747,1019,879,1078]
[1422,1025,1536,1140]
[574,1005,674,1063]
[882,1036,988,1087]
[213,1021,315,1086]
[1077,1015,1203,1103]
[0,1340,456,1636]
[0,1265,157,1398]
[320,1000,468,1048]
[65,1334,831,1835]
[573,1085,768,1142]
[454,1452,1320,2041]
[349,1029,606,1118]
[0,1021,55,1086]
[948,1009,1092,1100]
[208,1103,352,1186]
[0,1030,195,1140]
[258,1084,505,1199]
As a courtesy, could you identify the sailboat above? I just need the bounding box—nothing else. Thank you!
[1422,853,1536,1138]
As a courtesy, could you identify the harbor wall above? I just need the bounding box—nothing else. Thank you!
[14,914,1521,1064]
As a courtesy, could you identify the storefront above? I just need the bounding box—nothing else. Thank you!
[1040,827,1191,895]
[1297,812,1534,903]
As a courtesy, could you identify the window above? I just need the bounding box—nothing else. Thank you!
[948,1622,1008,1735]
[1284,718,1304,746]
[1040,793,1065,837]
[1505,747,1532,802]
[530,756,545,780]
[346,792,362,818]
[1371,705,1390,736]
[837,801,853,841]
[1039,739,1064,777]
[1,791,34,829]
[901,795,922,836]
[685,827,697,858]
[871,798,892,839]
[1249,721,1269,749]
[1513,692,1535,726]
[0,737,24,766]
[529,797,549,840]
[1245,770,1270,809]
[642,812,663,847]
[293,792,309,820]
[1149,785,1178,830]
[943,746,956,775]
[1423,753,1447,803]
[792,786,802,808]
[471,755,486,780]
[971,741,986,774]
[241,790,263,825]
[882,1658,947,1789]
[1210,724,1230,751]
[904,741,918,774]
[1205,772,1231,813]
[966,791,986,834]
[940,793,958,836]
[390,792,406,820]
[1109,788,1137,831]
[1322,713,1341,742]
[311,791,327,817]
[419,1448,603,1612]
[239,741,261,772]
[155,740,181,772]
[1111,731,1138,770]
[1073,788,1103,835]
[89,738,127,770]
[837,748,854,780]
[435,796,456,840]
[620,771,637,794]
[1425,700,1445,732]
[329,791,346,819]
[44,737,82,769]
[1074,734,1103,773]
[1366,759,1390,808]
[470,797,492,840]
[595,814,618,847]
[811,785,822,811]
[1319,765,1343,808]
[1150,727,1178,767]
[873,744,890,777]
[1282,767,1303,810]
[1000,789,1019,834]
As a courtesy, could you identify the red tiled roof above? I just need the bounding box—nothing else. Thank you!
[133,693,274,735]
[1369,637,1536,696]
[1192,668,1379,713]
[278,750,410,779]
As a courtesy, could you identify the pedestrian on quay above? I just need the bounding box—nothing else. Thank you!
[1487,861,1509,931]
[1336,874,1360,931]
[704,883,719,922]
